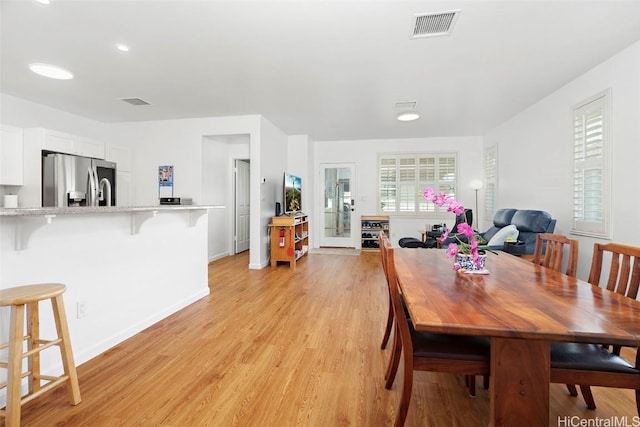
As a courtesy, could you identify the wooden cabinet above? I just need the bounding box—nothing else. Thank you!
[0,125,24,186]
[361,215,390,251]
[270,214,309,268]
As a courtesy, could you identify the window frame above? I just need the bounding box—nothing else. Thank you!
[378,152,458,217]
[569,88,612,239]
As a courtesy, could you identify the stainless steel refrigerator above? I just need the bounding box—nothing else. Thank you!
[42,152,116,207]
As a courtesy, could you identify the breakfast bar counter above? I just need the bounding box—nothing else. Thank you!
[0,204,224,385]
[0,204,222,216]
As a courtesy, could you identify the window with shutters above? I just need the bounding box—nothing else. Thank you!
[379,153,457,216]
[571,89,611,238]
[484,146,497,218]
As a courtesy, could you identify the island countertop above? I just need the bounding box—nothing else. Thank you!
[0,205,225,217]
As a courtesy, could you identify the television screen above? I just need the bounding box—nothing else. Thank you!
[284,172,302,214]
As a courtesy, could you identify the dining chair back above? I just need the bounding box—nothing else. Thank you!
[382,239,490,426]
[379,233,393,350]
[588,242,640,299]
[530,234,597,407]
[532,233,578,277]
[552,242,640,412]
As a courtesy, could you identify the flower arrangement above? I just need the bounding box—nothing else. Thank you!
[422,188,484,270]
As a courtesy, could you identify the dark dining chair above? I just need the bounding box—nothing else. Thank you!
[532,233,578,277]
[588,242,640,301]
[379,233,393,351]
[560,242,640,410]
[382,238,491,426]
[550,343,640,416]
[379,234,480,395]
[531,234,595,406]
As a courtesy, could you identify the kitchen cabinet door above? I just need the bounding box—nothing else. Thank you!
[0,125,24,185]
[43,130,75,154]
[76,137,105,159]
[116,170,132,206]
[106,144,132,172]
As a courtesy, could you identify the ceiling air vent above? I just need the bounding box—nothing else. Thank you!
[395,101,417,110]
[410,9,461,39]
[120,97,150,106]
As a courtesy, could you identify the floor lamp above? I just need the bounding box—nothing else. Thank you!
[470,180,483,230]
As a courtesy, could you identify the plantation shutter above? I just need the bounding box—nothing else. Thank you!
[571,90,610,237]
[378,153,457,215]
[484,147,497,216]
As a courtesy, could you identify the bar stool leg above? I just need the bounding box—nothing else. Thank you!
[6,304,25,427]
[51,294,81,405]
[27,301,41,395]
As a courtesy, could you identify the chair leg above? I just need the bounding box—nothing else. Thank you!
[466,375,476,397]
[395,345,414,427]
[566,384,578,397]
[385,323,402,389]
[6,304,26,427]
[51,295,82,405]
[483,375,490,390]
[381,293,393,349]
[579,385,596,410]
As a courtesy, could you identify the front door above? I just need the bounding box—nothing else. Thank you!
[319,164,355,247]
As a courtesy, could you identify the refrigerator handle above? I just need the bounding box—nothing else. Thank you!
[88,166,97,206]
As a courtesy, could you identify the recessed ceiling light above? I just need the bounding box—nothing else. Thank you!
[116,44,130,52]
[29,63,74,80]
[397,111,420,122]
[35,0,51,4]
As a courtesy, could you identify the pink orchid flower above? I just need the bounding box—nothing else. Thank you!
[447,201,465,216]
[457,223,475,238]
[447,243,459,257]
[422,188,436,201]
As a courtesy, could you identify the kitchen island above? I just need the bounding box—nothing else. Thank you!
[0,205,223,392]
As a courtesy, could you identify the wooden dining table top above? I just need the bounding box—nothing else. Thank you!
[393,248,640,347]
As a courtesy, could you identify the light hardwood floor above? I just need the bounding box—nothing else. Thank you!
[8,251,638,426]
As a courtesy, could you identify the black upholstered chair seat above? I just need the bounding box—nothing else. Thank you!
[551,342,638,374]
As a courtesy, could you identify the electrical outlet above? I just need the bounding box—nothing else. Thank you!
[77,301,87,319]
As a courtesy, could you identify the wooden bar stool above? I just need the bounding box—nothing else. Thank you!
[0,283,81,426]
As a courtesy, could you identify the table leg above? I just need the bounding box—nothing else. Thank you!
[489,338,550,427]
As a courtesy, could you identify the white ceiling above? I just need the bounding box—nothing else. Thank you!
[2,0,640,141]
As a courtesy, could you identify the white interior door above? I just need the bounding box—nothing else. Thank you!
[234,159,250,253]
[319,163,355,247]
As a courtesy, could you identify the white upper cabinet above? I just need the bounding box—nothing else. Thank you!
[36,128,105,159]
[105,144,133,172]
[0,125,24,186]
[75,137,105,159]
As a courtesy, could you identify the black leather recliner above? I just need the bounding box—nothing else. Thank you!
[399,209,472,249]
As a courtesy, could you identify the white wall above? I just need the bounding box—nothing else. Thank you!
[312,136,483,247]
[288,134,313,247]
[484,40,640,280]
[0,94,109,140]
[202,135,250,262]
[256,117,288,268]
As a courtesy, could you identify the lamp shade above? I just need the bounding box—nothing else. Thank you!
[470,179,483,191]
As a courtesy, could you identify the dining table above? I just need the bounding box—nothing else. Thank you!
[393,248,640,426]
